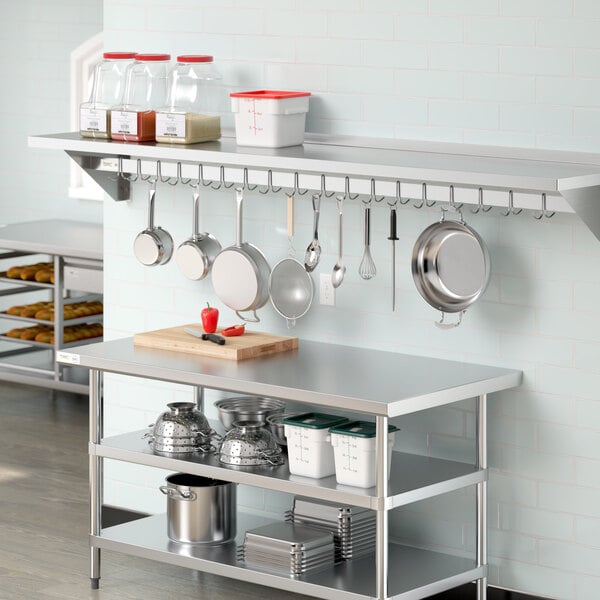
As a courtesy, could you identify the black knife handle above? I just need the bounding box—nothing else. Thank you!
[202,333,226,345]
[387,207,399,241]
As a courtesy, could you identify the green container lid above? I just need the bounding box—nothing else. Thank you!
[283,412,348,430]
[329,420,399,438]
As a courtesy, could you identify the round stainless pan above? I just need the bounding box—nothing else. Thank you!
[176,185,221,280]
[211,188,270,322]
[411,212,490,328]
[134,181,173,266]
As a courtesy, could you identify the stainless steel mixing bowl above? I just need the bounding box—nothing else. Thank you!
[214,397,285,430]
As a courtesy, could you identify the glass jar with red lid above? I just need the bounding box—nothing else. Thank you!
[155,55,222,144]
[110,53,171,142]
[80,52,137,139]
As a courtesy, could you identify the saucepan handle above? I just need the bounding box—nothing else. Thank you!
[159,486,197,501]
[434,311,464,329]
[236,309,260,323]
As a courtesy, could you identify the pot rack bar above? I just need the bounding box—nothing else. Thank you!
[29,132,600,238]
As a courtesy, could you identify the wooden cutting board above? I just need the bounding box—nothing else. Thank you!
[133,324,298,361]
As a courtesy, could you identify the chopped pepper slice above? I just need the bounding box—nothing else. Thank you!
[221,324,245,337]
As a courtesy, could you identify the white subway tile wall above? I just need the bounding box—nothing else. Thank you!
[102,2,600,599]
[0,1,103,225]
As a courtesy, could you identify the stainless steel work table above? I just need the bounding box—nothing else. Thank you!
[58,338,522,600]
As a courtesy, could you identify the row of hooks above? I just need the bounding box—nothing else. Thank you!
[113,157,556,219]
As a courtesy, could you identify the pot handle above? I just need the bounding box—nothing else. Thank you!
[159,486,197,501]
[259,451,284,466]
[236,309,260,323]
[435,310,464,330]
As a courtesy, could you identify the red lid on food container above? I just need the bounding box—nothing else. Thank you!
[135,53,171,62]
[177,55,213,63]
[103,52,137,60]
[230,90,311,100]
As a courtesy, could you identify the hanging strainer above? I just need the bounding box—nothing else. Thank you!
[269,193,314,328]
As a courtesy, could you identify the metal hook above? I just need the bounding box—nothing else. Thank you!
[121,158,142,183]
[422,182,436,207]
[211,165,233,190]
[501,190,521,216]
[109,156,127,182]
[394,180,409,206]
[141,160,159,182]
[258,170,281,194]
[412,183,426,209]
[471,187,491,214]
[194,164,212,188]
[448,184,464,210]
[242,167,258,191]
[369,178,384,203]
[533,193,555,220]
[320,174,335,198]
[288,172,308,196]
[343,176,359,201]
[177,162,191,185]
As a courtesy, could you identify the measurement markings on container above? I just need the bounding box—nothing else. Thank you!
[57,351,80,365]
[246,99,263,135]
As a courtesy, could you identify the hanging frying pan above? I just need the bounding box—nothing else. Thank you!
[134,180,174,266]
[211,187,271,323]
[176,184,221,280]
[411,207,490,329]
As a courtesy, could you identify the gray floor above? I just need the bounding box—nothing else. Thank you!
[0,382,310,600]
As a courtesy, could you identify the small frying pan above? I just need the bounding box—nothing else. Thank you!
[134,180,173,266]
[176,185,221,280]
[412,207,490,328]
[211,188,271,322]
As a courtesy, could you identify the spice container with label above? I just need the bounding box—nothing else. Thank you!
[80,52,137,139]
[111,53,171,142]
[155,55,222,144]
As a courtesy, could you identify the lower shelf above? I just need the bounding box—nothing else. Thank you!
[93,513,484,600]
[0,350,88,394]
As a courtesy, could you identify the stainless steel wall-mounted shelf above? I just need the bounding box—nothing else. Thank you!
[29,131,600,238]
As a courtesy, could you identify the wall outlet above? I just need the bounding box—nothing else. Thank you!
[320,273,335,306]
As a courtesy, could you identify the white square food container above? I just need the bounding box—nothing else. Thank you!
[283,413,348,479]
[329,421,399,489]
[230,90,311,148]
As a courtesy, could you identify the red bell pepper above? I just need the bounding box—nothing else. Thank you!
[221,324,245,337]
[201,303,219,334]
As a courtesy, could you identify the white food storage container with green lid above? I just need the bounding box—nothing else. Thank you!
[329,421,399,489]
[283,412,348,479]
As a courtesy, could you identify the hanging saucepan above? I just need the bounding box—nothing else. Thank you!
[134,179,174,266]
[176,184,221,280]
[411,205,490,329]
[211,187,271,322]
[269,193,313,328]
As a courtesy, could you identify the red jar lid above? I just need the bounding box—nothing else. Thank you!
[135,53,171,62]
[103,52,137,60]
[177,55,213,63]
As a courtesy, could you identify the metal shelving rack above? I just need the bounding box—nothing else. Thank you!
[0,220,103,394]
[59,337,522,600]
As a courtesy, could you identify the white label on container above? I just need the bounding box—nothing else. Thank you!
[57,351,80,365]
[80,108,107,133]
[111,111,138,136]
[156,113,186,138]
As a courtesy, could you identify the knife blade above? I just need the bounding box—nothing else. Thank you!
[184,328,226,345]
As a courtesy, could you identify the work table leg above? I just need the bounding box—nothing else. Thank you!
[375,415,389,600]
[476,394,488,600]
[89,369,103,589]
